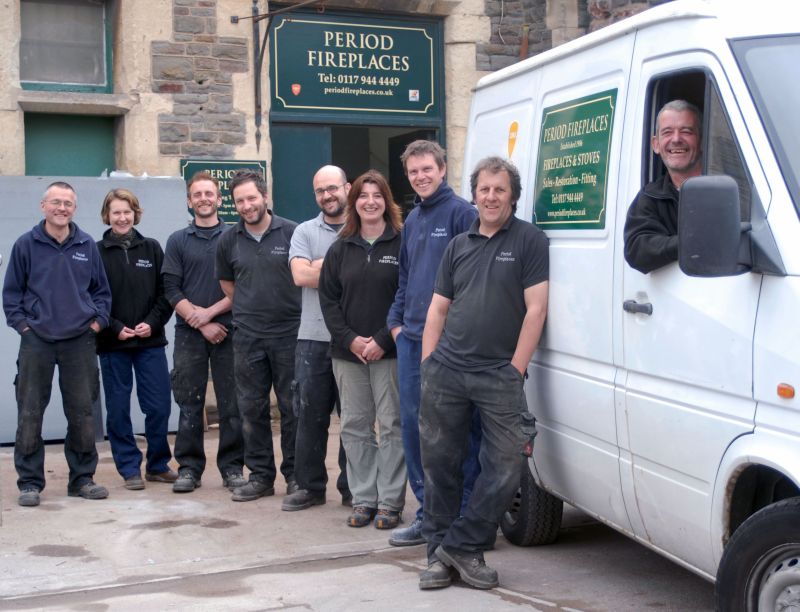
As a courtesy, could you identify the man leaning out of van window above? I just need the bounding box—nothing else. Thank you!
[623,99,703,274]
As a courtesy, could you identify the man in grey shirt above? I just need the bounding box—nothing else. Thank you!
[282,165,352,511]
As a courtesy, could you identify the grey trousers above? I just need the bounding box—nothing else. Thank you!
[332,357,406,511]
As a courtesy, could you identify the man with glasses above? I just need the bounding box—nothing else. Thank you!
[3,181,112,507]
[282,165,352,511]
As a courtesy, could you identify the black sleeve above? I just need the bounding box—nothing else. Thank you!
[623,193,679,274]
[318,243,358,352]
[144,242,174,331]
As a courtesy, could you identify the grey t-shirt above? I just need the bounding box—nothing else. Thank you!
[216,212,301,339]
[289,212,340,342]
[432,215,549,371]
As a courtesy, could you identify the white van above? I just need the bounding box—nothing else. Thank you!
[461,1,800,609]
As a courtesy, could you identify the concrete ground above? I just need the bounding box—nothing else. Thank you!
[0,420,714,611]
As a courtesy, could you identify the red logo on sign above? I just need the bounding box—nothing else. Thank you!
[291,84,301,96]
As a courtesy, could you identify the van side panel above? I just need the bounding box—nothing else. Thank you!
[511,33,635,533]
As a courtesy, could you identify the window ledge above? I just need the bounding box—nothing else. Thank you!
[17,91,139,116]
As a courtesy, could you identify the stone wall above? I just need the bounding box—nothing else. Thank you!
[478,0,671,70]
[152,0,249,159]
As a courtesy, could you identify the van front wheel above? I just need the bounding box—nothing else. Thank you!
[500,461,563,546]
[715,496,800,612]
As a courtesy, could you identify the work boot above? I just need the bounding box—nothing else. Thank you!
[286,478,300,495]
[281,488,326,511]
[346,505,377,527]
[419,559,454,590]
[67,481,109,500]
[388,517,425,546]
[145,469,179,483]
[124,473,145,490]
[18,488,40,507]
[435,545,499,590]
[222,472,247,490]
[173,471,201,493]
[232,480,274,502]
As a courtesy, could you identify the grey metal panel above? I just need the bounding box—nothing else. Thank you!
[0,176,191,444]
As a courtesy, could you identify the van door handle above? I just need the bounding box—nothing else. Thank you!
[623,300,653,316]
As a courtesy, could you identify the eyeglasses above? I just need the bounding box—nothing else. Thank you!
[313,184,345,197]
[44,199,76,209]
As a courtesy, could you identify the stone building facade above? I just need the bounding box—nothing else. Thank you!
[0,0,669,192]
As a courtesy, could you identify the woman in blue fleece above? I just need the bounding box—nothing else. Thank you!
[96,188,176,490]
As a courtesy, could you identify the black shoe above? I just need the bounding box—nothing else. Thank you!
[222,472,247,490]
[232,480,274,502]
[67,481,109,500]
[18,488,40,507]
[341,491,353,507]
[281,488,326,511]
[124,473,145,490]
[173,471,202,493]
[286,478,300,495]
[419,559,454,590]
[389,517,425,546]
[435,545,498,590]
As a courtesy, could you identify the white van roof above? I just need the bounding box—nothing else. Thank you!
[475,0,799,90]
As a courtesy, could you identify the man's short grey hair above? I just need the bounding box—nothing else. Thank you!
[470,157,522,209]
[655,99,702,136]
[42,181,76,201]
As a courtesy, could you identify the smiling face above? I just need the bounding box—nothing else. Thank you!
[475,168,514,234]
[354,181,386,225]
[313,166,349,222]
[40,185,77,232]
[405,153,446,201]
[187,179,221,222]
[108,199,135,235]
[232,180,268,228]
[652,108,702,187]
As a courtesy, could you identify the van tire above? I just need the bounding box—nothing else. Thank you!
[500,461,563,546]
[715,496,800,612]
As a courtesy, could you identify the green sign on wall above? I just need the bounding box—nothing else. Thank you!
[180,159,267,224]
[271,14,440,117]
[533,89,617,230]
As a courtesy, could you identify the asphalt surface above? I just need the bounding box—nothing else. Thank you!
[0,422,714,611]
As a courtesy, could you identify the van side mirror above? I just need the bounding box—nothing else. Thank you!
[678,175,745,277]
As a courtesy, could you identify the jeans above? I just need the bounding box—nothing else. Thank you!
[14,329,100,492]
[396,332,482,520]
[292,340,348,495]
[420,358,527,560]
[332,358,406,511]
[99,347,173,479]
[233,330,296,484]
[172,325,243,479]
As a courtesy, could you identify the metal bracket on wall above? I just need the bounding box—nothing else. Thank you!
[231,0,327,152]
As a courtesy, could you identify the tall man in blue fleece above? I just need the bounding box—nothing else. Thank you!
[3,181,112,507]
[386,140,481,546]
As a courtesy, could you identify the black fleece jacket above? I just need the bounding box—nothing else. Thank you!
[318,226,400,363]
[96,229,173,353]
[623,173,680,274]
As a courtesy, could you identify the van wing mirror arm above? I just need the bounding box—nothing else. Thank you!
[746,200,786,276]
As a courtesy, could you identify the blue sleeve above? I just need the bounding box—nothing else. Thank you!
[386,224,409,331]
[89,241,112,329]
[2,240,30,333]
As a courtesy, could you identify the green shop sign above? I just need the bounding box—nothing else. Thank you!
[533,89,617,230]
[270,14,440,117]
[180,159,267,224]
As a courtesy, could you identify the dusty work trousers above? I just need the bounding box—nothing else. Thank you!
[332,357,406,511]
[420,357,527,560]
[14,329,100,492]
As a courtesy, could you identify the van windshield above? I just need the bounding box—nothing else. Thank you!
[732,35,800,215]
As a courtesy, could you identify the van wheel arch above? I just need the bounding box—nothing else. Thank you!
[500,460,563,546]
[715,496,800,612]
